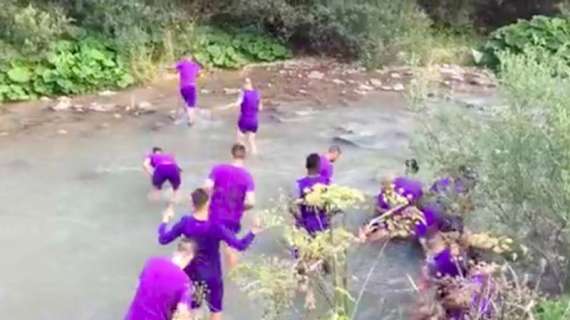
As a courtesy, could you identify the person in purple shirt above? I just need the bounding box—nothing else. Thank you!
[204,143,255,269]
[159,188,261,320]
[294,153,330,235]
[125,238,195,320]
[175,57,202,126]
[319,145,342,185]
[233,78,263,155]
[143,147,182,202]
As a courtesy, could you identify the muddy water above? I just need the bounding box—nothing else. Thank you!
[0,93,448,320]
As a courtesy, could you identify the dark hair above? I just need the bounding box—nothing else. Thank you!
[176,238,196,255]
[329,145,342,154]
[231,143,247,159]
[152,147,163,153]
[191,188,209,209]
[306,153,321,173]
[405,159,419,174]
[438,214,464,234]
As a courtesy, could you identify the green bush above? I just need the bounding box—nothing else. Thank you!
[476,15,570,69]
[0,37,134,102]
[412,48,570,292]
[192,27,291,69]
[535,296,570,320]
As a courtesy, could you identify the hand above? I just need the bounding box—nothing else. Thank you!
[357,226,369,243]
[162,204,175,223]
[251,216,264,235]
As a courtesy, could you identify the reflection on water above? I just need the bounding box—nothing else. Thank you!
[0,95,484,320]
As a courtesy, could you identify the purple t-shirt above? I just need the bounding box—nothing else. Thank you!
[148,153,177,168]
[158,215,255,280]
[296,175,329,234]
[377,176,424,211]
[239,89,260,123]
[176,59,201,88]
[125,257,192,320]
[208,164,255,224]
[319,155,334,185]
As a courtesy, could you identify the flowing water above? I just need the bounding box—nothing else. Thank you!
[0,93,491,320]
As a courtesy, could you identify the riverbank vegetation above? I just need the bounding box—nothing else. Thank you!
[1,0,569,102]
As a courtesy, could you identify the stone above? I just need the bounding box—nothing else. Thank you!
[307,70,325,80]
[57,129,68,135]
[358,84,374,91]
[223,88,240,95]
[40,96,51,102]
[267,83,272,88]
[332,79,346,85]
[299,89,308,95]
[354,90,368,96]
[200,89,210,94]
[88,102,115,112]
[136,101,156,114]
[0,132,8,137]
[98,90,116,96]
[72,104,85,113]
[392,83,405,91]
[390,73,402,79]
[50,97,72,111]
[380,85,392,91]
[113,113,122,119]
[369,78,383,87]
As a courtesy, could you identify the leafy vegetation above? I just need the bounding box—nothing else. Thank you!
[192,27,291,69]
[535,296,570,320]
[476,15,570,69]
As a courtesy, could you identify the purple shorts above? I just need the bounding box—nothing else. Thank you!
[152,164,181,190]
[238,119,258,134]
[180,85,197,108]
[191,277,224,312]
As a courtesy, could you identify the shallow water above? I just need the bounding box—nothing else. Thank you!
[0,94,469,319]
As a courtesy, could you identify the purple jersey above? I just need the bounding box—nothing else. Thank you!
[431,177,467,194]
[125,257,192,320]
[377,176,424,211]
[296,175,330,235]
[239,90,260,123]
[158,216,255,312]
[176,59,201,88]
[415,203,442,239]
[427,248,464,278]
[148,153,177,168]
[319,154,334,185]
[208,164,255,225]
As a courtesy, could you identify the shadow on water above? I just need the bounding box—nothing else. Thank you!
[0,93,495,319]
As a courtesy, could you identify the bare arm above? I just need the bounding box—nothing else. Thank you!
[244,191,255,210]
[143,158,154,176]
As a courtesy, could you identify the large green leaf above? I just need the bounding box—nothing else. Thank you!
[7,67,31,83]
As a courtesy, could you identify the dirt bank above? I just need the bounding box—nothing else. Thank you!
[0,58,497,138]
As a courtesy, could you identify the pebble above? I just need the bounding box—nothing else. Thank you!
[390,73,402,79]
[57,129,68,135]
[299,89,308,95]
[369,78,383,87]
[358,84,374,91]
[332,79,346,85]
[200,89,210,94]
[307,71,325,80]
[393,83,405,91]
[113,113,122,119]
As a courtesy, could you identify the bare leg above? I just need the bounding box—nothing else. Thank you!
[186,108,196,126]
[148,188,161,202]
[171,189,180,204]
[210,312,222,320]
[236,128,245,145]
[247,132,257,155]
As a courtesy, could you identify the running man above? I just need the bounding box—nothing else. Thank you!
[159,188,261,320]
[204,143,255,269]
[320,145,342,185]
[294,153,330,235]
[235,78,262,155]
[176,56,201,126]
[143,147,182,202]
[125,238,195,320]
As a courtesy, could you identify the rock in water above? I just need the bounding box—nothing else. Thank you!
[393,83,405,92]
[136,101,156,114]
[307,71,325,80]
[50,97,72,111]
[98,90,116,96]
[57,129,68,135]
[369,78,383,87]
[88,102,115,112]
[223,88,240,95]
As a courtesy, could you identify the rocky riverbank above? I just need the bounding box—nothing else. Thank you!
[0,58,497,137]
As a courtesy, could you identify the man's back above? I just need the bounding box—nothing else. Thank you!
[125,257,191,320]
[209,164,254,224]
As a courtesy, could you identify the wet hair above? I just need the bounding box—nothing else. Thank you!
[405,158,419,174]
[176,238,196,255]
[329,145,342,155]
[191,188,209,210]
[306,153,321,174]
[152,147,163,153]
[231,143,247,159]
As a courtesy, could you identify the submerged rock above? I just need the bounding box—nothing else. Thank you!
[50,97,72,111]
[57,129,68,135]
[369,78,383,88]
[307,71,324,80]
[136,101,156,114]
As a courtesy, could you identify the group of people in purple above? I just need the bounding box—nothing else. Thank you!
[174,57,262,155]
[129,120,343,320]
